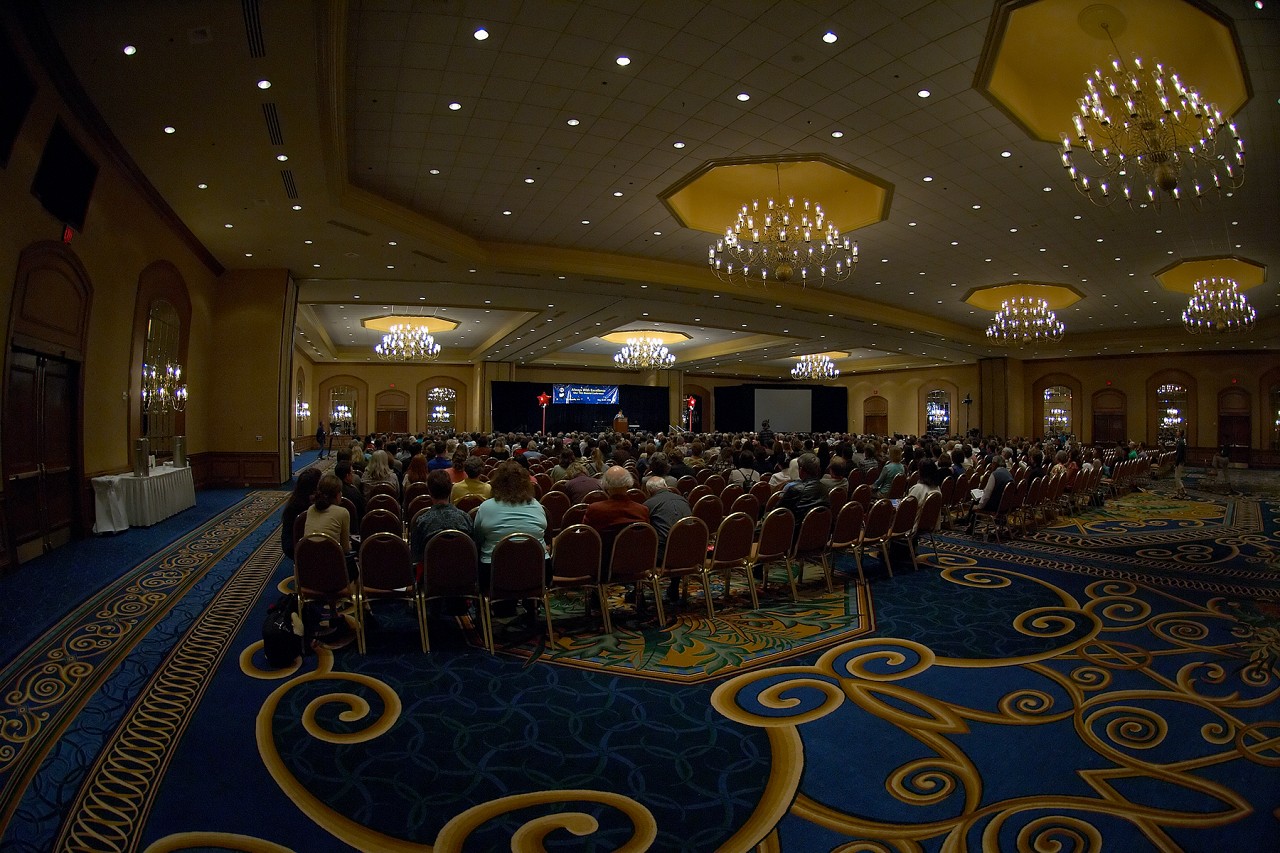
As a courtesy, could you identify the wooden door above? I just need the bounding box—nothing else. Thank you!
[375,409,408,433]
[1093,413,1126,444]
[5,351,78,561]
[1218,415,1249,450]
[864,414,887,435]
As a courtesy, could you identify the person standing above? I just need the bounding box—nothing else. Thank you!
[1173,429,1188,499]
[316,422,327,458]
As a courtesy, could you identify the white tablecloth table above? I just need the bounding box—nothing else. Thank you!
[92,465,196,533]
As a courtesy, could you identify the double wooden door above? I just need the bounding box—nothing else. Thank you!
[5,350,78,562]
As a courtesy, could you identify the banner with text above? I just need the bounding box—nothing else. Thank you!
[552,384,619,405]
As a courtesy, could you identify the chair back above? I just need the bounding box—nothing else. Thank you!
[358,531,414,592]
[890,495,919,535]
[562,503,589,528]
[914,492,943,537]
[998,479,1021,514]
[852,484,874,511]
[551,524,604,585]
[676,476,697,496]
[423,530,480,598]
[830,501,864,548]
[719,483,744,505]
[703,474,726,495]
[827,485,848,516]
[847,468,866,488]
[489,533,547,600]
[535,473,554,494]
[455,493,486,512]
[366,493,401,517]
[367,482,399,500]
[764,489,784,511]
[540,490,571,533]
[607,522,658,585]
[695,467,713,484]
[360,508,403,540]
[888,473,908,500]
[583,489,608,504]
[709,512,755,566]
[861,499,895,542]
[754,508,795,561]
[295,532,349,597]
[687,484,713,505]
[692,494,724,533]
[660,517,710,577]
[626,488,647,504]
[403,480,431,506]
[939,476,956,507]
[339,497,359,527]
[405,494,431,523]
[749,480,772,504]
[292,511,309,549]
[794,506,831,556]
[730,493,761,522]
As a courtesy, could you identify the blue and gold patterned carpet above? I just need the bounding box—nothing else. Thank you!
[1,470,1278,851]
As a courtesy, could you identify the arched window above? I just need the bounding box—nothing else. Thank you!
[295,367,309,424]
[427,386,456,430]
[1155,383,1188,445]
[141,299,184,457]
[1271,383,1280,451]
[924,389,949,436]
[1043,385,1072,437]
[329,385,357,435]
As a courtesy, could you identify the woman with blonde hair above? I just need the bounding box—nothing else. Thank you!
[873,444,905,496]
[361,449,400,499]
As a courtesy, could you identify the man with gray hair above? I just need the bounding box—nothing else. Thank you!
[583,465,650,571]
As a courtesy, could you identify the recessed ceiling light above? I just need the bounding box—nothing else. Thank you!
[567,118,580,126]
[224,223,233,228]
[972,204,981,209]
[448,102,462,110]
[313,263,320,268]
[1000,151,1012,158]
[245,253,253,257]
[653,231,662,236]
[196,183,208,190]
[257,79,271,90]
[473,27,489,40]
[822,31,837,43]
[923,176,933,182]
[1009,227,1017,233]
[276,154,288,161]
[353,295,360,299]
[122,45,137,56]
[917,89,931,98]
[291,204,302,211]
[581,220,590,224]
[502,210,512,215]
[386,265,394,269]
[163,126,176,134]
[908,221,916,227]
[429,169,440,175]
[673,141,685,149]
[616,56,630,66]
[388,241,397,246]
[524,178,534,184]
[612,191,623,197]
[831,131,844,138]
[736,92,750,101]
[950,240,958,246]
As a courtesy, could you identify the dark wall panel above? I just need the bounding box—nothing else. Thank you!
[491,382,668,434]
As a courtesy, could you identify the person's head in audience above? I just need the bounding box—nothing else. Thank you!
[314,473,342,511]
[464,456,484,480]
[797,453,821,481]
[334,461,354,485]
[490,460,535,504]
[737,450,755,469]
[601,465,634,495]
[647,452,671,477]
[827,456,848,479]
[888,445,904,464]
[565,461,591,479]
[427,469,453,504]
[559,449,575,468]
[287,468,322,514]
[336,449,352,464]
[644,475,670,496]
[918,460,942,488]
[452,450,467,471]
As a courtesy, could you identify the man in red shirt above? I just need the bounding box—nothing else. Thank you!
[583,465,650,571]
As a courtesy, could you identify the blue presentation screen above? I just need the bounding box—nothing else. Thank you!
[552,384,619,405]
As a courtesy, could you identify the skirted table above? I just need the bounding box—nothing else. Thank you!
[92,465,196,533]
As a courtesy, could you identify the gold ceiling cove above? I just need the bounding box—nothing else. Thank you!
[361,315,460,334]
[1153,256,1266,294]
[658,154,893,237]
[600,330,691,346]
[963,282,1084,311]
[976,0,1249,144]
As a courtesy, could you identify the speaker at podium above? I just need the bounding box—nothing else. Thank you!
[613,411,628,433]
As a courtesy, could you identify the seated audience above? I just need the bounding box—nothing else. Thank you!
[451,456,492,504]
[410,469,473,570]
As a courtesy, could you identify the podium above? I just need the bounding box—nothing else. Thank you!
[613,415,628,433]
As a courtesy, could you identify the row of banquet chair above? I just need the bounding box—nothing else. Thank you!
[291,488,949,655]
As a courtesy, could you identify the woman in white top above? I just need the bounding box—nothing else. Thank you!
[727,450,760,487]
[303,473,351,556]
[907,460,943,504]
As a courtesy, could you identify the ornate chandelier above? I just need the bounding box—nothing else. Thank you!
[427,386,456,402]
[1061,24,1244,209]
[613,337,675,370]
[374,324,440,361]
[1182,277,1255,334]
[790,354,840,381]
[141,362,187,413]
[709,193,857,287]
[295,401,311,420]
[985,297,1065,346]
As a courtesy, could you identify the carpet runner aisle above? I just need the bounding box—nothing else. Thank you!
[0,486,1276,851]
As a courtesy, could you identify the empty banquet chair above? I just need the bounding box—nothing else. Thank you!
[421,530,483,652]
[750,507,795,600]
[707,512,759,611]
[604,522,659,626]
[548,524,609,638]
[651,516,712,624]
[359,507,403,540]
[356,532,423,653]
[482,533,549,652]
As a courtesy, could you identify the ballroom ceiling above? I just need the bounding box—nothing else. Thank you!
[36,0,1280,378]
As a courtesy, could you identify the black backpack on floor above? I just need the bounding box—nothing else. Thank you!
[262,593,319,667]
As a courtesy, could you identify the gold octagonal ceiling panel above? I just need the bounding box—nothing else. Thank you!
[659,154,893,236]
[964,282,1083,311]
[1154,256,1266,294]
[977,0,1248,143]
[600,330,692,346]
[361,315,460,334]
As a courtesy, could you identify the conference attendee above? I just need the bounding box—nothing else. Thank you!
[426,442,452,471]
[450,456,492,505]
[726,450,760,488]
[908,460,943,504]
[361,449,401,500]
[559,461,602,504]
[448,450,469,484]
[402,453,430,490]
[685,442,708,470]
[668,448,695,479]
[303,473,352,561]
[470,434,492,458]
[966,456,1012,533]
[873,445,905,496]
[758,420,774,446]
[819,456,849,495]
[279,468,321,561]
[779,453,827,535]
[583,466,650,586]
[410,470,473,569]
[316,423,327,457]
[522,440,543,461]
[1173,430,1188,499]
[645,452,680,488]
[472,460,547,585]
[334,461,365,526]
[549,449,575,482]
